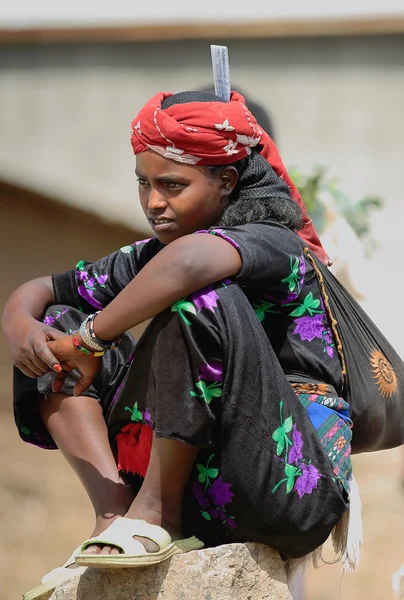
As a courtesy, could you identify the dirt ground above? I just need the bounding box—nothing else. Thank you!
[1,190,403,599]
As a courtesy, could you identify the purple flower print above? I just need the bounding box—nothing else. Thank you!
[97,274,108,285]
[298,255,306,286]
[194,229,240,250]
[135,238,152,246]
[191,286,219,312]
[207,477,234,507]
[78,285,104,310]
[294,463,321,498]
[77,270,88,282]
[226,517,236,529]
[293,314,324,342]
[192,481,209,509]
[326,345,335,358]
[199,360,223,383]
[142,408,153,427]
[43,315,55,325]
[288,424,304,465]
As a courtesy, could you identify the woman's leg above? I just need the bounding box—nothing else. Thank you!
[83,434,199,555]
[39,392,135,556]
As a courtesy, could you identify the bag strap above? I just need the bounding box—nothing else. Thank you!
[304,247,347,388]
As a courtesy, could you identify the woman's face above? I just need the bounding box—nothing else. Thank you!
[135,151,236,244]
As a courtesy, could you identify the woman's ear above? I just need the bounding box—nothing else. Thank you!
[220,166,238,198]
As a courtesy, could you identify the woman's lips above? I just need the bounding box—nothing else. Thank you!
[149,218,175,231]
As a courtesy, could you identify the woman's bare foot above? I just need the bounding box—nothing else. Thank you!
[68,482,136,564]
[81,491,183,556]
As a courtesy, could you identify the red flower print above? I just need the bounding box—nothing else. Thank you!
[116,422,153,478]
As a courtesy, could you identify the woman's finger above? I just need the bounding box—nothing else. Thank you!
[52,370,69,393]
[34,343,62,372]
[16,362,41,378]
[73,371,96,397]
[30,354,53,374]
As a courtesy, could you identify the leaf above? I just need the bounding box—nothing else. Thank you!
[286,476,296,494]
[210,387,223,398]
[20,425,31,436]
[276,437,285,456]
[181,301,197,315]
[201,511,211,521]
[289,305,307,317]
[206,468,219,480]
[76,260,86,271]
[272,426,284,442]
[283,415,293,434]
[284,463,299,478]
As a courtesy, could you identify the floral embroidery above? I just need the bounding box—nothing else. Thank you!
[281,255,306,295]
[292,315,335,357]
[135,237,153,246]
[190,381,223,404]
[271,401,321,498]
[20,425,31,436]
[171,298,197,325]
[195,228,240,250]
[192,454,236,527]
[253,300,281,322]
[191,286,219,312]
[190,361,223,404]
[117,402,154,478]
[116,422,152,478]
[43,308,69,326]
[76,260,108,310]
[120,245,133,254]
[286,291,322,318]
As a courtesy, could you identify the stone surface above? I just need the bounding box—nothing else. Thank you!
[49,543,292,600]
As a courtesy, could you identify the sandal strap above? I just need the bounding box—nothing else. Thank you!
[79,517,172,556]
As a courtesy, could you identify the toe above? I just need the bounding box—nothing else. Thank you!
[82,544,103,555]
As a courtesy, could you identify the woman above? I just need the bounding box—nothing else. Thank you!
[3,91,352,598]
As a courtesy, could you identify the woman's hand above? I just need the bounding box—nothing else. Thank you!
[47,335,102,396]
[5,317,65,378]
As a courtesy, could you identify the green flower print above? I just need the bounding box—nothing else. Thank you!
[124,401,143,422]
[253,300,281,322]
[286,292,323,317]
[171,298,197,326]
[271,401,321,498]
[190,381,223,405]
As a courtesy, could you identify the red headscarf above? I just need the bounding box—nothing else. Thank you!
[131,91,328,263]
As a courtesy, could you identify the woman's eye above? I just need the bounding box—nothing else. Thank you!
[136,178,149,187]
[166,182,184,189]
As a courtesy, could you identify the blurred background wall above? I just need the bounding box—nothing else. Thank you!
[0,4,403,599]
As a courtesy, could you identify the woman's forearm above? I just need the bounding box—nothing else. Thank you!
[93,233,241,341]
[2,276,55,334]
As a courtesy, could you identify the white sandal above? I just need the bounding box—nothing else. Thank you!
[75,517,204,568]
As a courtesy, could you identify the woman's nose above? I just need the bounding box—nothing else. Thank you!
[147,188,167,210]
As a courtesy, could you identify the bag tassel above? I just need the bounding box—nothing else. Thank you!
[332,474,363,572]
[286,475,362,597]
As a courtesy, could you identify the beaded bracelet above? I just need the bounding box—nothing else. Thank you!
[87,312,122,350]
[79,316,105,352]
[72,335,105,357]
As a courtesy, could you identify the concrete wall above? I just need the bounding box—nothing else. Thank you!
[0,35,403,350]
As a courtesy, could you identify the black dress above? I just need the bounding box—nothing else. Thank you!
[13,221,352,559]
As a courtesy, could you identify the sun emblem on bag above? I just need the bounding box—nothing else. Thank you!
[370,348,398,398]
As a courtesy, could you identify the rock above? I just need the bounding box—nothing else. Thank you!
[49,543,292,600]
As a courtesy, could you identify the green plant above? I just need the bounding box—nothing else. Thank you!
[289,166,384,244]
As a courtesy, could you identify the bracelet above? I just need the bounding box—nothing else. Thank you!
[72,335,105,357]
[87,312,122,350]
[79,316,105,352]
